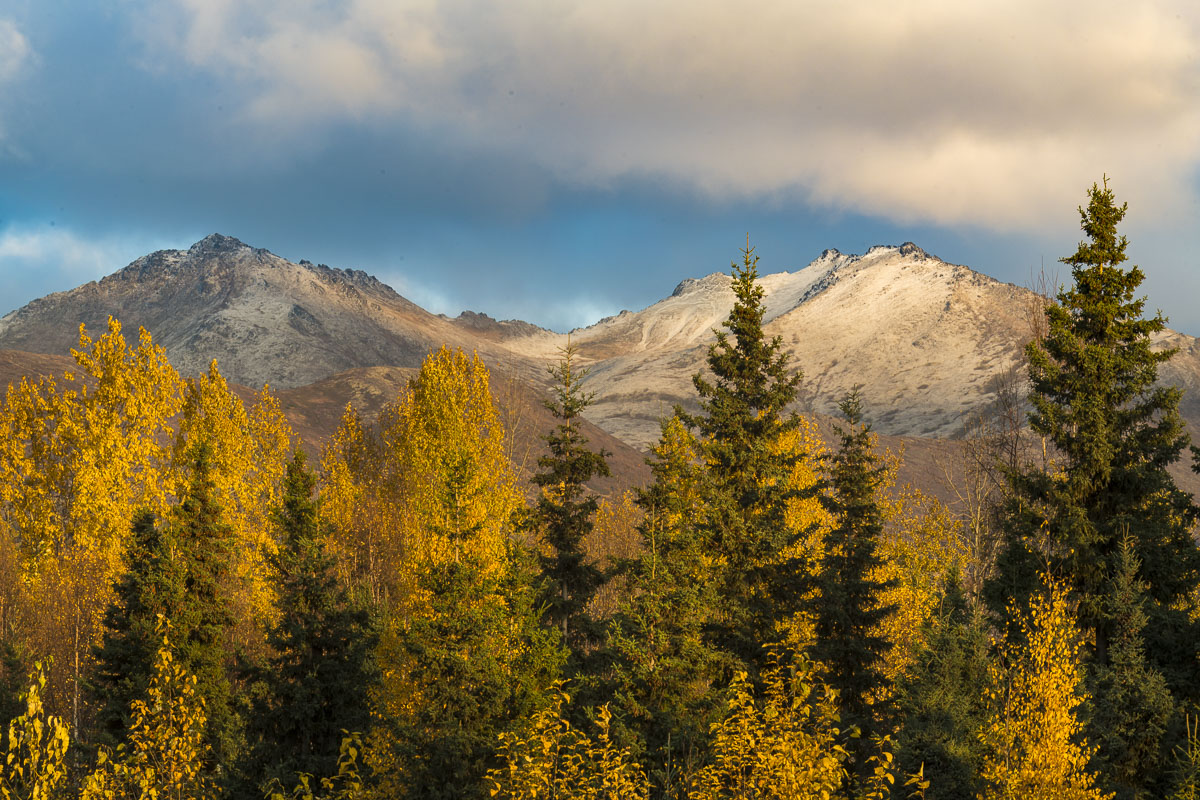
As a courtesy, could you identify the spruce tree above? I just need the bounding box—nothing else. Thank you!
[90,509,187,749]
[169,442,239,772]
[1088,537,1175,800]
[93,444,238,771]
[812,389,895,782]
[894,574,990,800]
[986,178,1200,693]
[684,241,806,669]
[529,339,610,667]
[380,542,562,800]
[603,416,726,797]
[237,451,377,797]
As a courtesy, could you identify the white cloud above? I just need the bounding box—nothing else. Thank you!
[0,19,29,84]
[135,0,1200,231]
[0,226,182,313]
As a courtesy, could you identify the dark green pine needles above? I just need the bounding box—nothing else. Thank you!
[92,442,238,772]
[987,178,1200,689]
[530,339,611,668]
[239,450,377,797]
[684,241,808,672]
[813,390,896,780]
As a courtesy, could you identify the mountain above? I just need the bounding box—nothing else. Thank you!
[0,234,557,391]
[4,234,1200,502]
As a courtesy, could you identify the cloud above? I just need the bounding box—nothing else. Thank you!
[130,0,1200,231]
[0,20,29,84]
[0,225,182,314]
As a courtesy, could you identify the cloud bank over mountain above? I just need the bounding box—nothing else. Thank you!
[1,1,1198,336]
[133,0,1200,229]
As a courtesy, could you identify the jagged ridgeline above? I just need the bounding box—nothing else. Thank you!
[1,181,1200,797]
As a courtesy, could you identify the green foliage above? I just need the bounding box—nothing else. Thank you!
[264,733,365,800]
[603,416,727,796]
[894,576,990,799]
[530,339,611,666]
[813,390,896,770]
[83,621,215,800]
[239,451,378,797]
[372,542,563,800]
[1171,717,1200,800]
[683,242,807,671]
[92,443,238,773]
[486,690,649,800]
[90,510,187,750]
[1087,538,1175,799]
[988,179,1200,695]
[0,664,69,800]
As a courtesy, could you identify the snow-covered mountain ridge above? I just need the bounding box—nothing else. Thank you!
[3,236,1198,454]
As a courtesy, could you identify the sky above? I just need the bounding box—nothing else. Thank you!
[0,1,1198,334]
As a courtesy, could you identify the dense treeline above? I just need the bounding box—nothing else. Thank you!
[0,179,1199,798]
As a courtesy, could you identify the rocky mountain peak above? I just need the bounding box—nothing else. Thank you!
[898,241,937,260]
[188,233,255,256]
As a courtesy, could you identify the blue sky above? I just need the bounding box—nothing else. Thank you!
[1,1,1198,333]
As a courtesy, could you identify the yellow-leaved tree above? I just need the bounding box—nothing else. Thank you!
[362,348,557,797]
[486,692,648,800]
[687,647,906,800]
[172,359,294,649]
[0,663,70,800]
[320,404,399,603]
[82,620,214,800]
[772,417,834,648]
[0,317,183,734]
[381,346,521,577]
[874,489,965,685]
[979,579,1112,800]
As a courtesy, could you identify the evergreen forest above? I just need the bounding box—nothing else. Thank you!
[2,180,1200,799]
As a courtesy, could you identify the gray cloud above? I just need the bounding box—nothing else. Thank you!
[130,0,1200,230]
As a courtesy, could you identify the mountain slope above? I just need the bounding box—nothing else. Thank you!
[0,234,557,390]
[4,235,1199,462]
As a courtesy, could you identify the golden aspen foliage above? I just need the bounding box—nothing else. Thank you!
[0,318,182,565]
[585,490,643,621]
[979,580,1112,800]
[82,620,214,800]
[770,417,834,648]
[383,347,522,576]
[0,317,183,725]
[363,348,544,794]
[173,360,294,647]
[0,663,69,800]
[687,650,847,800]
[264,733,365,800]
[320,404,398,603]
[874,489,965,685]
[322,347,523,608]
[486,691,649,800]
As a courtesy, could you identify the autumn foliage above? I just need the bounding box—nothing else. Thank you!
[0,179,1197,798]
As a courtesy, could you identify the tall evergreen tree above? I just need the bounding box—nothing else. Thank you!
[812,389,895,785]
[90,509,186,748]
[529,339,611,666]
[1088,537,1175,800]
[894,574,990,800]
[683,241,807,669]
[91,443,238,772]
[237,451,377,797]
[986,178,1200,693]
[603,416,726,797]
[377,541,563,800]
